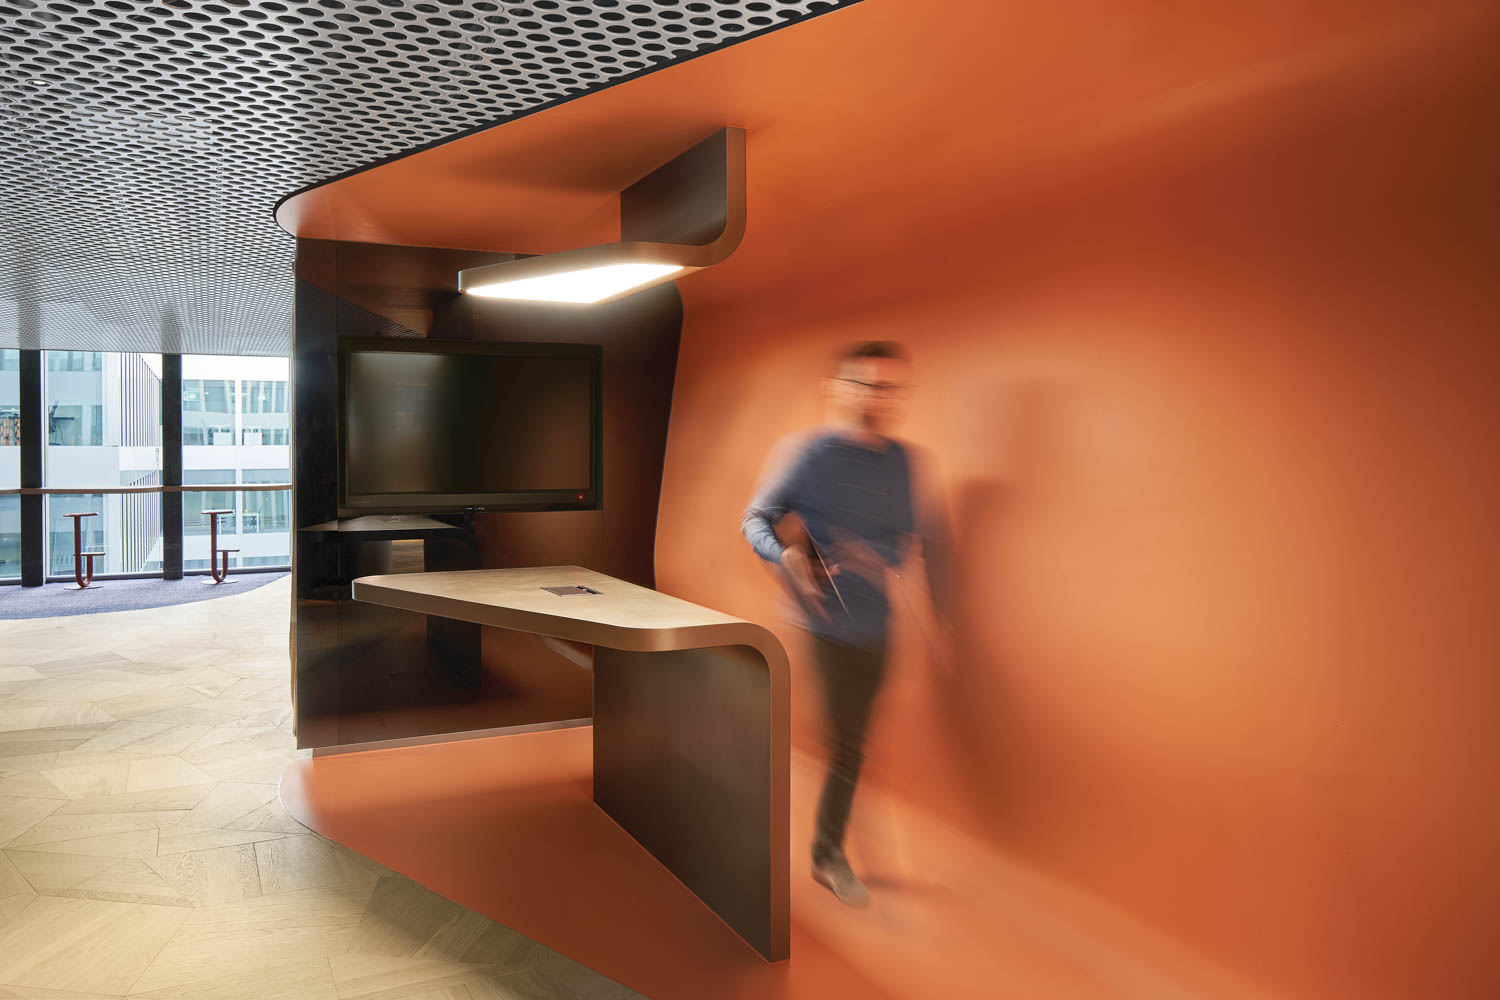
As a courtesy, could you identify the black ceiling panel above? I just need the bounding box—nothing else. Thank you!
[0,0,856,356]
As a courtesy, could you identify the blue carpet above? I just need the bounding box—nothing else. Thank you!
[0,573,287,620]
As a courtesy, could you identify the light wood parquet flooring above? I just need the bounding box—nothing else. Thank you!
[0,578,641,1000]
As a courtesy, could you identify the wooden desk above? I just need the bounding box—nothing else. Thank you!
[352,565,790,962]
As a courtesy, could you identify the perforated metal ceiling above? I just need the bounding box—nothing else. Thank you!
[0,0,854,356]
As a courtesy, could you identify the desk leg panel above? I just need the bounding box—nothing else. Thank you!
[593,644,788,961]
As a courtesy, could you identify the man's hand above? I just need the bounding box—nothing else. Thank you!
[779,546,830,621]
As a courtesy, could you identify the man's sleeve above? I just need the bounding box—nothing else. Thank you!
[741,435,808,565]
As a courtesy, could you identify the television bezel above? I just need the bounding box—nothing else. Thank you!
[336,337,603,515]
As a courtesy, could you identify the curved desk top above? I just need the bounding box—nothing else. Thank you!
[351,565,787,666]
[350,564,791,961]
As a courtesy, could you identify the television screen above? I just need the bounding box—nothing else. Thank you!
[339,339,602,512]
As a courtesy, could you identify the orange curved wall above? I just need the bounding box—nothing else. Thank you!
[277,1,1500,996]
[651,7,1500,1000]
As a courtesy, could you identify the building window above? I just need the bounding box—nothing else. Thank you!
[185,469,236,536]
[0,349,19,581]
[2,351,293,582]
[46,494,106,577]
[42,351,162,577]
[240,380,288,414]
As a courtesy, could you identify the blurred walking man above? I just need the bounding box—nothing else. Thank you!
[742,341,947,906]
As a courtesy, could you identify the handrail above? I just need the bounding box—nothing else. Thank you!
[0,484,292,496]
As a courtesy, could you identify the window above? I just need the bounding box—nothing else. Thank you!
[0,496,18,581]
[42,351,162,576]
[46,494,105,577]
[183,470,291,569]
[185,470,236,536]
[242,469,291,534]
[48,352,101,373]
[204,381,232,413]
[239,373,289,449]
[181,356,290,571]
[47,405,84,447]
[2,351,291,583]
[240,380,288,414]
[1,349,18,580]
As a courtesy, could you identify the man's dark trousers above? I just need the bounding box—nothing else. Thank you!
[810,634,889,863]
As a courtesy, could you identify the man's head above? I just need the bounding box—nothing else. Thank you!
[824,341,912,435]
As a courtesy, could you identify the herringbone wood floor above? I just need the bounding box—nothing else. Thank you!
[0,577,639,1000]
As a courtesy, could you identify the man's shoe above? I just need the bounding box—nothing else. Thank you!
[812,852,871,907]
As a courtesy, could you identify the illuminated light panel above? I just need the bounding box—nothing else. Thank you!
[464,262,684,304]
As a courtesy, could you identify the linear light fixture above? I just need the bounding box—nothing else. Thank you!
[465,262,685,305]
[458,127,746,306]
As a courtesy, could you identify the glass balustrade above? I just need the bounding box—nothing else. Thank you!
[0,350,291,584]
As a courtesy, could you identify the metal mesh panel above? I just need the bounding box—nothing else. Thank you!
[0,0,856,355]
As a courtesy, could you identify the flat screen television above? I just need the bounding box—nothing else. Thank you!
[338,338,602,513]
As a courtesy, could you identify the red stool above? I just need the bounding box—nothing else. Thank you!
[62,511,103,588]
[201,509,239,584]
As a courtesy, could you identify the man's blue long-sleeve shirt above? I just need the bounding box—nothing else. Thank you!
[742,428,915,649]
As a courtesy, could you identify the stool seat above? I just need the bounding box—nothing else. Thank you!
[63,511,98,518]
[217,548,240,553]
[80,549,105,556]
